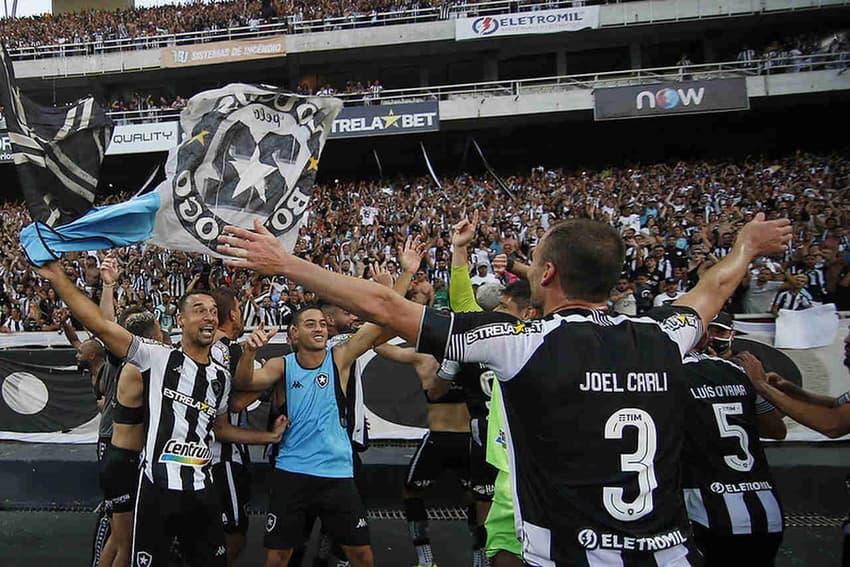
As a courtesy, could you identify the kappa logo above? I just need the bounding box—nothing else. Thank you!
[316,373,329,388]
[355,517,368,529]
[292,381,303,389]
[215,545,226,557]
[136,551,153,567]
[266,513,277,532]
[172,91,331,251]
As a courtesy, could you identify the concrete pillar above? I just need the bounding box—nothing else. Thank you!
[556,49,567,76]
[629,42,642,70]
[483,54,499,82]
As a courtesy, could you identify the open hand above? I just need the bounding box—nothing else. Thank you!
[736,213,792,258]
[218,219,290,276]
[399,234,426,274]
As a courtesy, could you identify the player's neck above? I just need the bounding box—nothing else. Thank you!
[544,297,608,316]
[296,347,327,369]
[181,340,210,365]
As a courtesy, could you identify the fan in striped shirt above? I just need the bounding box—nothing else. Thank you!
[770,274,813,315]
[681,313,786,565]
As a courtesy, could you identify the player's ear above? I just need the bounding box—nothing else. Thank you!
[176,312,184,329]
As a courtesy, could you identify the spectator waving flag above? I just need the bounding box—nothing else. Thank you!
[16,82,341,265]
[0,44,113,228]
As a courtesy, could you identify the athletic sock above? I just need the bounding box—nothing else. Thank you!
[405,496,434,566]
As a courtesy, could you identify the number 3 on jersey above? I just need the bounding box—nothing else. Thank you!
[603,408,659,522]
[712,402,754,472]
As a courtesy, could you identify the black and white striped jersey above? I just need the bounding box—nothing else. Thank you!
[127,335,231,491]
[166,273,186,299]
[209,338,249,467]
[417,305,704,566]
[771,290,813,311]
[681,353,783,536]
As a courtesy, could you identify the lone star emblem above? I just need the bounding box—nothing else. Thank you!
[227,143,278,203]
[308,156,319,170]
[187,130,210,146]
[380,110,401,128]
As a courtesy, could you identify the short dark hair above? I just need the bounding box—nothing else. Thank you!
[177,290,215,313]
[502,279,531,310]
[540,220,625,302]
[124,310,160,339]
[292,303,323,326]
[211,288,238,326]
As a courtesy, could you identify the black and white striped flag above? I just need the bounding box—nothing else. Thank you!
[0,44,113,228]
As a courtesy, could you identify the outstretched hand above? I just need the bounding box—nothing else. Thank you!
[244,322,278,353]
[32,260,66,282]
[452,210,479,248]
[100,255,121,286]
[736,212,792,258]
[732,351,767,389]
[399,234,426,274]
[218,219,289,275]
[372,262,394,288]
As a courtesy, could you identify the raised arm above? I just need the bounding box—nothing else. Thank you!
[234,323,284,391]
[736,352,850,439]
[99,256,120,323]
[675,213,791,328]
[450,212,484,313]
[35,261,132,358]
[219,220,424,342]
[334,237,425,371]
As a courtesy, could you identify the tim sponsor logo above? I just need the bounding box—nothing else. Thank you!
[635,87,705,111]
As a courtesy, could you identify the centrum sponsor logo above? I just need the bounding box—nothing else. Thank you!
[710,480,774,494]
[332,109,437,135]
[163,387,217,418]
[576,527,686,552]
[159,439,212,466]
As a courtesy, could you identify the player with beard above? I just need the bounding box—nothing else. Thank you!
[219,213,790,566]
[234,238,424,567]
[35,260,287,567]
[734,331,850,564]
[680,313,787,565]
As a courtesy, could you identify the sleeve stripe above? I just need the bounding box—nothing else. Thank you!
[126,335,140,364]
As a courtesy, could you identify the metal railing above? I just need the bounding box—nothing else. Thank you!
[4,0,846,62]
[102,51,849,125]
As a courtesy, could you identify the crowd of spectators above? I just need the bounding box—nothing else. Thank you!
[0,0,546,52]
[0,149,848,334]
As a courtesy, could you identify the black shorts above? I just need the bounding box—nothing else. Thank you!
[97,436,110,463]
[99,444,141,515]
[211,462,251,534]
[264,468,370,550]
[469,418,497,501]
[405,430,471,491]
[132,474,226,567]
[692,523,781,566]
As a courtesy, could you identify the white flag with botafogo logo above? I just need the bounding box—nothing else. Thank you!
[151,84,342,255]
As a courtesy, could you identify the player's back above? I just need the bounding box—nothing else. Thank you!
[496,308,701,564]
[681,353,783,536]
